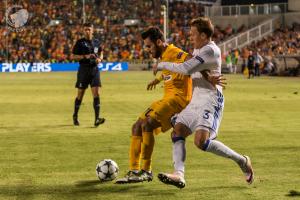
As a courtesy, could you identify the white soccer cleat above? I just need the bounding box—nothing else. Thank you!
[239,155,254,184]
[157,171,186,189]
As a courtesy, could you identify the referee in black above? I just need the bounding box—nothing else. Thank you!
[72,22,105,127]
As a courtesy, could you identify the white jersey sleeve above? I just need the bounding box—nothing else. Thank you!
[157,45,217,75]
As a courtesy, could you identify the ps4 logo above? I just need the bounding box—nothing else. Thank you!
[98,62,128,71]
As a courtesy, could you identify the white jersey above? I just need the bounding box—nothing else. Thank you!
[158,41,223,104]
[190,41,222,105]
[157,41,224,136]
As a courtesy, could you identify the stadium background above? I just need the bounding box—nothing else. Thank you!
[0,0,299,200]
[0,0,299,74]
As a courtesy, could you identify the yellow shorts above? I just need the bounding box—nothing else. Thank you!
[140,96,189,134]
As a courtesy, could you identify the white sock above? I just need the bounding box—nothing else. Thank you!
[173,140,186,174]
[205,140,246,165]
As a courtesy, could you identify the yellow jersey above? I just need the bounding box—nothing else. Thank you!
[158,44,192,103]
[140,44,192,133]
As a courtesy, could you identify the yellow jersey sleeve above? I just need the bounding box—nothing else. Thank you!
[160,44,192,102]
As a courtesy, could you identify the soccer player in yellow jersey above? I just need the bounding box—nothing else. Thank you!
[116,27,220,184]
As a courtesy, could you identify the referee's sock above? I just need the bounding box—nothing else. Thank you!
[93,96,100,119]
[73,98,82,117]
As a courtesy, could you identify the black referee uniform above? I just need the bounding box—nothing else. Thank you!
[73,38,102,89]
[72,37,105,126]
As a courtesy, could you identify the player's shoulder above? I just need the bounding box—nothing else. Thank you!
[199,41,220,57]
[167,44,185,54]
[205,41,220,52]
[164,44,187,61]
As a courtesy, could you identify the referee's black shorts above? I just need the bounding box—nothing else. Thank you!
[75,66,101,89]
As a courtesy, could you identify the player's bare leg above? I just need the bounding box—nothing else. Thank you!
[73,89,85,126]
[194,130,254,184]
[91,86,105,126]
[115,119,144,184]
[158,123,190,188]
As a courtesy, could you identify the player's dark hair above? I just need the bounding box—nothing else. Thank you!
[141,26,165,43]
[83,22,93,28]
[190,17,214,38]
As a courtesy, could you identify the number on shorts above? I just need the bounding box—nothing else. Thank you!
[203,110,210,119]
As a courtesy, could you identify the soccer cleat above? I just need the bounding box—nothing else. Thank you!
[94,118,105,127]
[239,155,254,184]
[157,172,186,189]
[115,171,142,184]
[73,115,80,126]
[139,170,153,182]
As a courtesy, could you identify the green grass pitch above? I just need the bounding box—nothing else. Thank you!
[0,72,299,200]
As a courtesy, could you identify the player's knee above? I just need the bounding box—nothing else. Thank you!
[174,124,190,138]
[92,91,99,98]
[194,138,210,151]
[141,117,157,132]
[194,138,205,150]
[194,130,210,151]
[77,91,85,100]
[132,120,142,136]
[171,131,185,143]
[141,120,150,132]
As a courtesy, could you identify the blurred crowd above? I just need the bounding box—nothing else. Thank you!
[0,0,246,63]
[0,0,161,62]
[224,25,300,76]
[0,0,299,67]
[144,1,246,54]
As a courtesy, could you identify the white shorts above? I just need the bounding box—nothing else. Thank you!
[174,89,224,139]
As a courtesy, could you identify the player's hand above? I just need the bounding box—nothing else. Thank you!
[211,74,227,89]
[201,70,227,89]
[152,63,158,76]
[147,78,160,90]
[95,58,102,64]
[82,54,91,59]
[185,54,193,61]
[89,54,97,59]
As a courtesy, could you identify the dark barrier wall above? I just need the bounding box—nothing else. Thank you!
[221,0,287,5]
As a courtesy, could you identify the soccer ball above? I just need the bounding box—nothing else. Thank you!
[96,159,119,181]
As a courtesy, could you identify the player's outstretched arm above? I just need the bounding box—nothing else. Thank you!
[156,46,217,75]
[157,57,217,75]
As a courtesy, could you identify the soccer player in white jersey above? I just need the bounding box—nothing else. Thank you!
[154,17,254,188]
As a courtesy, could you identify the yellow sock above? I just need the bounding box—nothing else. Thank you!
[141,131,155,171]
[129,135,142,171]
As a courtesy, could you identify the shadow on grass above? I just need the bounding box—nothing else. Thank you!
[40,124,75,128]
[286,190,300,197]
[201,185,248,190]
[0,179,176,198]
[0,124,74,129]
[75,180,103,187]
